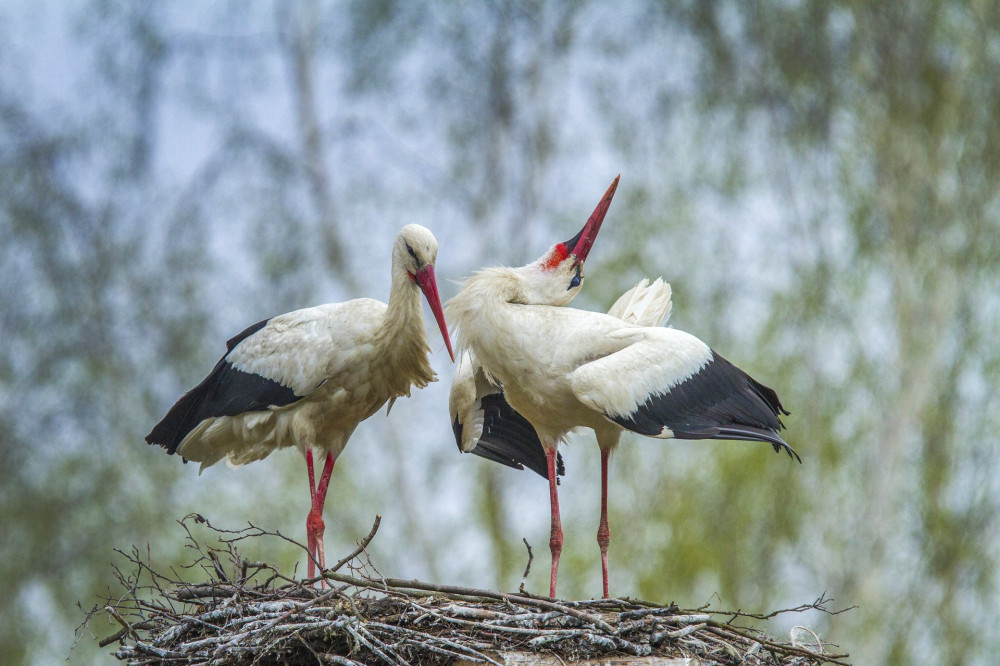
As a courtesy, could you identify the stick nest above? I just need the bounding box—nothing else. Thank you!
[84,514,851,665]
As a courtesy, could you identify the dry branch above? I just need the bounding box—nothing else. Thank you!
[83,514,852,665]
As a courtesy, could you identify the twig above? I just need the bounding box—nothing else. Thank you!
[262,585,341,631]
[207,548,229,583]
[322,571,616,634]
[518,538,533,594]
[103,605,140,644]
[321,654,363,666]
[328,515,381,576]
[86,514,853,666]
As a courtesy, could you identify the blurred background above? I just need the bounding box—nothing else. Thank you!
[2,2,999,664]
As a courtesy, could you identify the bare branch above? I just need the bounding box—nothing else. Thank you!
[518,537,533,594]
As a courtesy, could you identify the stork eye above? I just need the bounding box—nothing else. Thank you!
[568,275,582,289]
[405,243,420,267]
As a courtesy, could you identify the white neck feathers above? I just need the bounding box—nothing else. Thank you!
[446,266,530,353]
[376,263,436,392]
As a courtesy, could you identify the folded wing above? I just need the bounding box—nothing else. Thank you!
[571,327,798,460]
[449,351,564,480]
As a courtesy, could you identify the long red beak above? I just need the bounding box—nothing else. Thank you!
[566,174,620,264]
[413,265,455,362]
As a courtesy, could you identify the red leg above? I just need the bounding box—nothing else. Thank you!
[546,447,563,599]
[305,450,336,585]
[307,448,318,497]
[597,448,611,599]
[311,452,336,574]
[305,450,318,579]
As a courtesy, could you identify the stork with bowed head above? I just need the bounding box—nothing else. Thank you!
[146,224,454,581]
[447,176,798,599]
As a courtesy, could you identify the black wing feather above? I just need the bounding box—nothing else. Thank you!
[456,392,565,481]
[146,320,300,455]
[611,351,799,462]
[226,317,270,351]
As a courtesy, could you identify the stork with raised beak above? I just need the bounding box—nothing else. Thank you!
[447,177,797,598]
[147,224,454,581]
[449,279,671,508]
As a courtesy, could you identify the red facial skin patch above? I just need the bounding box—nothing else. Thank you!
[541,243,569,271]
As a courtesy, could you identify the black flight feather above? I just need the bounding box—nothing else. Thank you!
[147,318,300,455]
[226,317,270,352]
[455,392,565,481]
[610,350,799,462]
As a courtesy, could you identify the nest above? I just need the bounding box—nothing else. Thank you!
[85,514,852,665]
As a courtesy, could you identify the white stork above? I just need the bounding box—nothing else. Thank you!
[146,224,454,580]
[448,279,670,487]
[446,176,797,599]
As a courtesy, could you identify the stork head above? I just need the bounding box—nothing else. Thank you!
[522,175,620,306]
[395,224,455,361]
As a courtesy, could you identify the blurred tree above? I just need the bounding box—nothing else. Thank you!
[645,2,1000,663]
[0,4,211,662]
